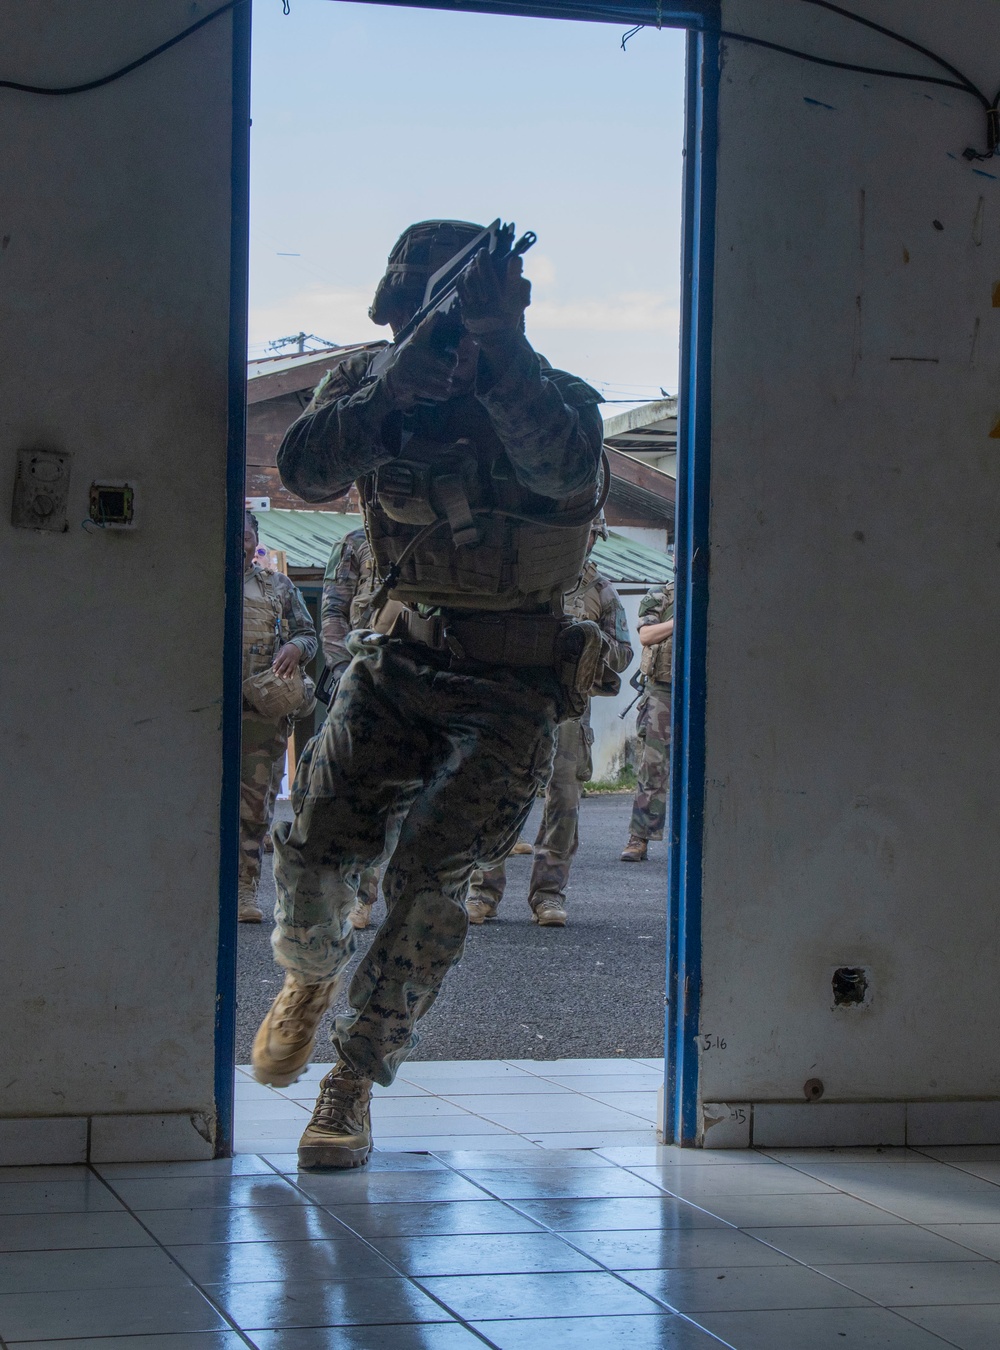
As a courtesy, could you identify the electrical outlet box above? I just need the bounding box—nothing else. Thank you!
[89,481,136,530]
[11,448,71,532]
[246,496,270,512]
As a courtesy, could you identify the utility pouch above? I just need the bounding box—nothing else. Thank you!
[555,620,620,720]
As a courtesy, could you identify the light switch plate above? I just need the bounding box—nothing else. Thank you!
[11,449,71,532]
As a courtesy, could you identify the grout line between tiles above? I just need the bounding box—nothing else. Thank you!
[83,1163,260,1349]
[256,1154,504,1349]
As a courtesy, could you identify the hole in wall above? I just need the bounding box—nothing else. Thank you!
[832,966,869,1006]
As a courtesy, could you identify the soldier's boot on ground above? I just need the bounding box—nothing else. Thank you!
[262,832,274,854]
[251,973,339,1087]
[509,838,533,856]
[620,835,648,863]
[532,897,568,927]
[298,1060,373,1170]
[465,897,498,925]
[348,900,373,931]
[238,886,264,924]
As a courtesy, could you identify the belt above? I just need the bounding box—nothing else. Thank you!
[385,607,564,667]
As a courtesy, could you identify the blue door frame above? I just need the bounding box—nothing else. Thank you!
[216,0,718,1154]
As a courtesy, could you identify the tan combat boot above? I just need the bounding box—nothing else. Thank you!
[298,1060,373,1170]
[509,839,533,856]
[251,973,339,1087]
[620,835,648,862]
[238,887,263,923]
[348,900,373,931]
[532,898,568,927]
[466,896,498,925]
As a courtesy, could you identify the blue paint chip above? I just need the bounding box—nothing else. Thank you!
[803,96,836,110]
[973,168,998,180]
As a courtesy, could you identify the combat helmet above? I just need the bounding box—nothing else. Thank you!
[369,220,486,329]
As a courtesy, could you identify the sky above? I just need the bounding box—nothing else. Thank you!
[248,0,687,404]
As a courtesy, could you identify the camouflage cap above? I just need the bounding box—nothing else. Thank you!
[369,219,486,327]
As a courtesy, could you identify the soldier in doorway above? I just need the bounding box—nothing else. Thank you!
[320,527,380,930]
[466,512,632,926]
[251,218,610,1169]
[240,510,317,921]
[621,579,674,861]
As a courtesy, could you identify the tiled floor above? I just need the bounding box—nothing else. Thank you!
[7,1068,1000,1347]
[235,1057,665,1154]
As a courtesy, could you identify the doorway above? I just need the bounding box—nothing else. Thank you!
[219,0,717,1152]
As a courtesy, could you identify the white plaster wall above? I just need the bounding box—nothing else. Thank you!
[0,2,236,1123]
[701,0,1000,1108]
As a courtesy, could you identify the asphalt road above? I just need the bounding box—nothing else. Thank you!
[236,794,667,1064]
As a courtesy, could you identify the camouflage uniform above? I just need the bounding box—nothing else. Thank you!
[240,565,317,908]
[321,528,378,683]
[320,528,379,910]
[272,324,604,1086]
[470,558,632,915]
[628,583,674,842]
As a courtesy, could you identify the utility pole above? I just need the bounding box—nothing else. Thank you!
[267,332,338,356]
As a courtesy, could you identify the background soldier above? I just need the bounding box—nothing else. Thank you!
[621,579,674,862]
[320,527,380,930]
[252,219,609,1169]
[467,512,632,926]
[240,509,317,921]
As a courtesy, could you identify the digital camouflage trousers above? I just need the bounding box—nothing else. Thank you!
[629,681,671,841]
[239,713,288,903]
[469,714,592,914]
[271,637,559,1085]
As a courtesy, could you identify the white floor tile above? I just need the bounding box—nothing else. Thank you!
[370,1116,516,1139]
[582,1091,660,1121]
[539,1075,663,1093]
[508,1058,645,1075]
[817,1259,1000,1306]
[376,1133,524,1151]
[926,1225,1000,1260]
[900,1303,1000,1348]
[697,1306,955,1349]
[531,1131,659,1149]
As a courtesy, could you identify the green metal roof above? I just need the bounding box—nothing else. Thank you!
[258,509,672,588]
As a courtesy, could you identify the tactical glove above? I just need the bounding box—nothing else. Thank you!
[455,251,531,336]
[382,310,460,409]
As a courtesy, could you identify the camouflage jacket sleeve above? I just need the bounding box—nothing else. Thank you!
[473,334,605,500]
[637,583,675,630]
[272,572,318,662]
[277,349,402,504]
[320,535,361,675]
[593,571,634,674]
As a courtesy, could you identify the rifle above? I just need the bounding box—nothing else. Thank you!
[368,219,536,381]
[619,668,646,720]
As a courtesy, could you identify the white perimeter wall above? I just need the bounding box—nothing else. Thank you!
[700,0,1000,1140]
[0,2,237,1159]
